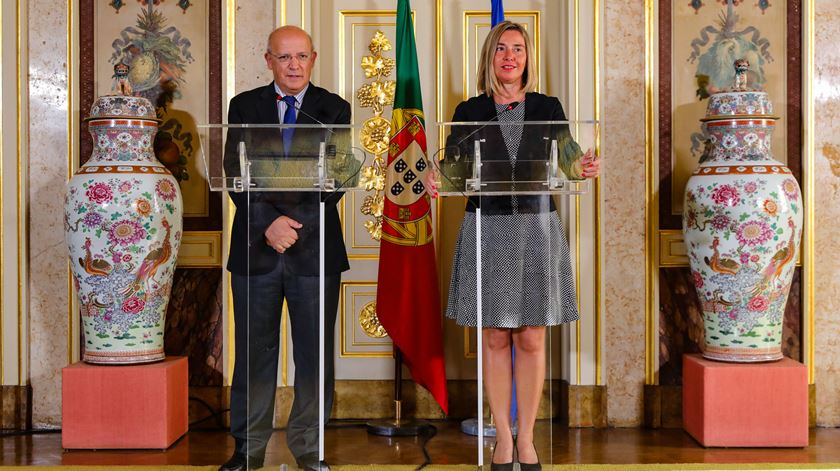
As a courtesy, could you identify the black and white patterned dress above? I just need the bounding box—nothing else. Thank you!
[445,102,580,328]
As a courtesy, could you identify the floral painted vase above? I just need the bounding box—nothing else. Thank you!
[683,86,802,363]
[64,95,182,364]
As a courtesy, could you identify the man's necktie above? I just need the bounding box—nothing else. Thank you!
[279,94,297,154]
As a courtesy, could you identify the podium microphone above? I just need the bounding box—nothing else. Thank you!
[289,101,367,190]
[289,101,337,156]
[451,100,521,152]
[429,101,522,196]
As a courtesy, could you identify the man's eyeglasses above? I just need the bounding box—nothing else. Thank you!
[266,51,311,63]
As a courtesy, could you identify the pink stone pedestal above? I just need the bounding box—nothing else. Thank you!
[62,356,188,449]
[682,353,807,447]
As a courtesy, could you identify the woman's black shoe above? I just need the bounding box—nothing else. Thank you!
[517,440,541,471]
[489,442,514,471]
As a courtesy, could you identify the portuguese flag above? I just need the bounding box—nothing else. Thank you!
[376,0,448,414]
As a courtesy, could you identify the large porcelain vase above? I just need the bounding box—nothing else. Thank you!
[683,90,802,362]
[65,95,183,364]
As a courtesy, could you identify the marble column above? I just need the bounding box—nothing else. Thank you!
[236,0,278,94]
[603,2,647,426]
[28,0,71,426]
[814,0,840,427]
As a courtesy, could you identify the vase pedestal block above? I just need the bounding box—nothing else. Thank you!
[682,353,807,447]
[61,356,188,449]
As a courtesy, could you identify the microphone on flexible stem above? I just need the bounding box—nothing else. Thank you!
[430,101,522,203]
[289,101,367,189]
[290,101,337,156]
[430,101,521,189]
[430,101,522,164]
[451,101,521,153]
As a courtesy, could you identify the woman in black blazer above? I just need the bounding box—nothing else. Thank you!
[432,21,599,471]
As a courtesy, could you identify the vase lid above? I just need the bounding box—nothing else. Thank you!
[85,94,159,122]
[702,59,779,122]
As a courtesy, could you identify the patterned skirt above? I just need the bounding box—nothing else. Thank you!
[445,210,580,328]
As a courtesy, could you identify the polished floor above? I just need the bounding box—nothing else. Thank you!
[3,421,840,467]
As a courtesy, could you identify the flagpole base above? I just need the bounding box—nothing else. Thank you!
[366,418,430,437]
[460,418,518,437]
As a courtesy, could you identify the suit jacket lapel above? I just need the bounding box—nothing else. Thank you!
[297,84,322,125]
[257,84,280,124]
[523,93,536,121]
[478,94,507,162]
[518,93,536,161]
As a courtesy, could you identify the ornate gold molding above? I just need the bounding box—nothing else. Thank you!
[224,0,236,387]
[575,0,582,386]
[804,0,815,384]
[1,0,4,383]
[339,281,391,358]
[594,0,603,386]
[644,0,659,386]
[66,0,79,365]
[16,0,25,385]
[176,231,223,267]
[659,230,688,267]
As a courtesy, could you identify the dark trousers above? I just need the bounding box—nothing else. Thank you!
[229,257,340,461]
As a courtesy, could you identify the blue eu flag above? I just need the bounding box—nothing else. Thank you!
[491,0,504,27]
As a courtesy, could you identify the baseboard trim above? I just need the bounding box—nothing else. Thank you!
[191,380,609,430]
[1,385,32,430]
[567,384,608,428]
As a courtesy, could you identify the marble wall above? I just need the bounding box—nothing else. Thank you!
[602,1,647,426]
[814,0,840,427]
[16,0,840,428]
[235,0,276,95]
[27,0,70,427]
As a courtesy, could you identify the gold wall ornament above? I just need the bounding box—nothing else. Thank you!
[359,301,388,338]
[356,31,396,240]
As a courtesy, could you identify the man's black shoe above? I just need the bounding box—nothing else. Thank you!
[218,451,264,471]
[295,452,329,470]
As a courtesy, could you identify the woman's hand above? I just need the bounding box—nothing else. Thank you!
[424,165,439,199]
[580,148,601,179]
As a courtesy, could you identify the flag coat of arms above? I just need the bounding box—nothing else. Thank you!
[376,0,448,414]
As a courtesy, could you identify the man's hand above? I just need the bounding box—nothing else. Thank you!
[265,216,303,253]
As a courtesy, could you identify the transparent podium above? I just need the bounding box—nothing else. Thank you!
[198,119,596,468]
[435,120,597,469]
[199,123,366,470]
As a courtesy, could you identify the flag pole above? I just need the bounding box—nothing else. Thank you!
[366,347,430,436]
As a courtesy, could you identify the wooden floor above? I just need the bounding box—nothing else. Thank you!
[3,421,840,467]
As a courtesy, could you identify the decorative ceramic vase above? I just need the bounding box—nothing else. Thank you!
[683,75,802,363]
[65,95,183,364]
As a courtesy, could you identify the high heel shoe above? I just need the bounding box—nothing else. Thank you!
[517,440,541,471]
[489,441,514,471]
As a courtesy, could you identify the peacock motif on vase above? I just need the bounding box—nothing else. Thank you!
[65,93,182,364]
[682,60,801,363]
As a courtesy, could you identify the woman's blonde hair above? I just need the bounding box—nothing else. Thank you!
[476,21,537,97]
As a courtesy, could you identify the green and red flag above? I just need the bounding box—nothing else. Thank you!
[376,0,448,414]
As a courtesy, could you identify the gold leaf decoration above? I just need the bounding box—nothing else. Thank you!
[356,30,395,241]
[364,219,383,241]
[360,194,385,217]
[361,56,396,79]
[359,116,392,156]
[369,194,384,216]
[358,167,380,192]
[359,301,388,338]
[368,31,392,55]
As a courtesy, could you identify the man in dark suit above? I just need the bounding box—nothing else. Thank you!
[219,25,350,471]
